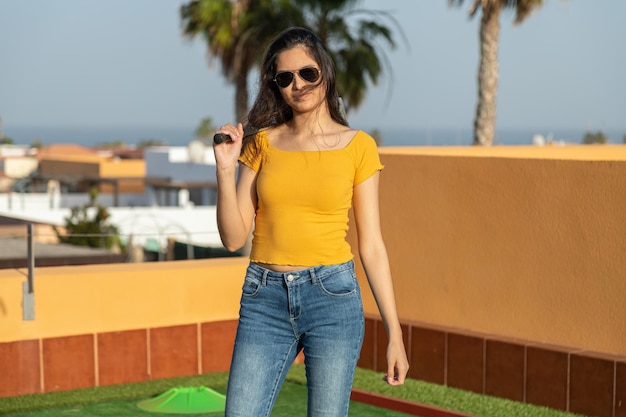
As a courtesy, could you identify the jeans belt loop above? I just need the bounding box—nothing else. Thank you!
[309,266,318,285]
[261,269,269,286]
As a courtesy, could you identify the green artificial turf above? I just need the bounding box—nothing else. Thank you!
[0,365,585,417]
[2,382,410,417]
[0,373,230,415]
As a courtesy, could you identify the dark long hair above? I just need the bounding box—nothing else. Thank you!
[245,27,348,135]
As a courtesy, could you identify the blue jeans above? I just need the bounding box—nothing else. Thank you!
[225,260,364,417]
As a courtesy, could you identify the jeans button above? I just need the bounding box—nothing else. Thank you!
[287,274,295,282]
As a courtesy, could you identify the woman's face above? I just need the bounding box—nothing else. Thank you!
[274,46,326,115]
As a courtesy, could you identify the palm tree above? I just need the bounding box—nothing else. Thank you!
[194,116,217,144]
[180,0,303,122]
[449,0,544,146]
[296,0,403,113]
[180,0,404,121]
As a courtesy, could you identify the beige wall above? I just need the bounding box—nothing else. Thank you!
[0,157,38,178]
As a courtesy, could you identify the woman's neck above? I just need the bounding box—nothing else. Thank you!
[271,117,352,151]
[286,118,334,137]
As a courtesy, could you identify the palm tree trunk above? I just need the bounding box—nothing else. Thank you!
[473,3,501,146]
[234,63,251,255]
[235,71,249,123]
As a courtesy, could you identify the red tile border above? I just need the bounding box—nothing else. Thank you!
[409,326,445,384]
[447,333,484,394]
[201,320,237,373]
[616,361,626,417]
[485,340,525,401]
[98,329,149,386]
[569,353,614,417]
[0,339,40,397]
[525,345,568,411]
[376,320,388,373]
[2,317,624,417]
[150,324,198,380]
[358,317,376,370]
[42,334,95,393]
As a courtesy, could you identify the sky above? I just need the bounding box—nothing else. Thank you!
[1,0,625,139]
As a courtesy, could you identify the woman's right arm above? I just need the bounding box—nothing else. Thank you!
[214,123,258,252]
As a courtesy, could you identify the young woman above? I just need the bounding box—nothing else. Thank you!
[213,27,409,417]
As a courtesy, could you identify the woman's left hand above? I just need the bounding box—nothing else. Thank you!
[383,337,409,386]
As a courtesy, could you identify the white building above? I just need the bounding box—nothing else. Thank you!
[0,144,38,192]
[0,143,230,257]
[144,143,218,207]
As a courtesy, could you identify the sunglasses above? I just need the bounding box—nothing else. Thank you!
[273,66,321,88]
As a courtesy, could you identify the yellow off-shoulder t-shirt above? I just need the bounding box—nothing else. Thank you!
[238,130,383,266]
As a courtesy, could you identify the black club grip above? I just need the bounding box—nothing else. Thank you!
[213,133,231,144]
[213,127,257,144]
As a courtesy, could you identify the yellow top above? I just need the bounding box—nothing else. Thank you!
[239,130,384,266]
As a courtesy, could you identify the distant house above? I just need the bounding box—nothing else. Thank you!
[144,144,218,207]
[0,144,38,192]
[0,142,230,261]
[34,143,146,202]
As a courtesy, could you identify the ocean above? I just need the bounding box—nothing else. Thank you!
[3,125,625,148]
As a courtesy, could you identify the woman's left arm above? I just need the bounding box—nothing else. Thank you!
[353,171,410,386]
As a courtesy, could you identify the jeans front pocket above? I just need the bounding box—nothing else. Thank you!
[317,267,358,297]
[241,271,262,297]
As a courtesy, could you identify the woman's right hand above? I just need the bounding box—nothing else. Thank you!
[213,122,244,171]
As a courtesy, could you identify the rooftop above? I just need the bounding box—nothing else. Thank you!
[0,236,126,269]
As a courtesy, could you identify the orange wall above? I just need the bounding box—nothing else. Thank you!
[0,258,246,342]
[99,158,145,178]
[352,145,626,357]
[99,159,145,193]
[2,145,625,358]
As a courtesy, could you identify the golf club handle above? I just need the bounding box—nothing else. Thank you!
[213,127,257,144]
[213,133,230,144]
